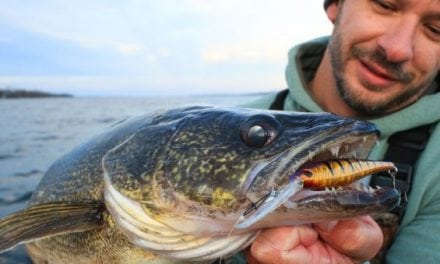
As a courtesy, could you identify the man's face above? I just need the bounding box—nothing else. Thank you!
[328,0,440,116]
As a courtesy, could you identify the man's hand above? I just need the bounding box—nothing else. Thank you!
[247,216,383,264]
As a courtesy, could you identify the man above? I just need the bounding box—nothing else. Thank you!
[244,0,440,263]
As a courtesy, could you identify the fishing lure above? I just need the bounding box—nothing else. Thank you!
[293,159,397,188]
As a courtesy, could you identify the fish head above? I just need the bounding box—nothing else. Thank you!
[101,106,397,260]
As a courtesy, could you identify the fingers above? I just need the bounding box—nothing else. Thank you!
[315,216,383,261]
[249,225,318,264]
[247,216,383,264]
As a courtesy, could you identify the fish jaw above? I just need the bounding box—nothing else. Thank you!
[234,131,401,230]
[235,130,381,229]
[245,186,401,229]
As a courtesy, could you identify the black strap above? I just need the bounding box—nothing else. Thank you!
[370,124,433,262]
[269,89,289,110]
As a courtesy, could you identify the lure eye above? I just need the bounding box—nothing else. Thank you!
[240,114,282,148]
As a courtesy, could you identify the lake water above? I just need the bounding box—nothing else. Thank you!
[0,94,263,263]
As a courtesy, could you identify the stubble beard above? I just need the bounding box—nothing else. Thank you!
[328,31,434,117]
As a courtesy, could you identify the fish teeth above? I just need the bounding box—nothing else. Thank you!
[355,183,365,191]
[352,184,378,193]
[351,150,358,158]
[330,145,341,157]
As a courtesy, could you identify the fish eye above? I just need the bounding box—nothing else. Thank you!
[246,125,269,147]
[240,115,281,147]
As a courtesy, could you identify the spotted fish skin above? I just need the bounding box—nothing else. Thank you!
[296,159,397,188]
[0,106,400,263]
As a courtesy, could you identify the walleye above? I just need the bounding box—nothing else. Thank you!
[0,106,400,263]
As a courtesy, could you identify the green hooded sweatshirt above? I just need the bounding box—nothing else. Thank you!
[243,37,440,263]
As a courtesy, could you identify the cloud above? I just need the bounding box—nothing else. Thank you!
[201,48,281,64]
[114,42,143,55]
[0,1,332,96]
[201,43,285,64]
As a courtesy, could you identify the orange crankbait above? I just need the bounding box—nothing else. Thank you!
[294,159,397,188]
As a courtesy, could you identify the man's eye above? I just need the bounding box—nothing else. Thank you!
[426,24,440,41]
[372,0,396,12]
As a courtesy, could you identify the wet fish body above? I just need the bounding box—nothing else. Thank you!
[0,106,400,263]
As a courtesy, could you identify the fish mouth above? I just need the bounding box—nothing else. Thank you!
[235,131,401,229]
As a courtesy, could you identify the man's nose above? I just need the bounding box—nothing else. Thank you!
[377,19,416,63]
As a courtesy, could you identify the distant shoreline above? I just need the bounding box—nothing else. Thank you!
[0,89,73,99]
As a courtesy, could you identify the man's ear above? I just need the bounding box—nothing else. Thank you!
[326,1,340,24]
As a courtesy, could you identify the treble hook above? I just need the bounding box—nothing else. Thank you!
[243,190,279,217]
[388,166,398,189]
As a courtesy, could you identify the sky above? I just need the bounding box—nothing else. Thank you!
[0,1,332,96]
